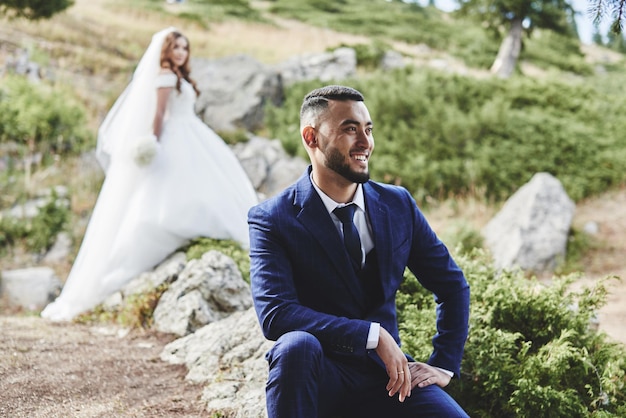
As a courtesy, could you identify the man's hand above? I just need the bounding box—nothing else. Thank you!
[408,362,452,389]
[375,327,411,402]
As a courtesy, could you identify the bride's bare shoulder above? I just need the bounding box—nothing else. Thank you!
[159,68,175,75]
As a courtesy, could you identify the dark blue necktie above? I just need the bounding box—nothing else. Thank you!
[333,204,362,269]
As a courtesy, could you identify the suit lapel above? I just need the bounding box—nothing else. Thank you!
[293,170,368,309]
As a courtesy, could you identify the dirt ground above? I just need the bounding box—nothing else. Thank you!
[0,316,210,418]
[569,186,626,345]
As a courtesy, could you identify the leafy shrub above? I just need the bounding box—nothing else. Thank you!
[265,69,626,204]
[0,216,27,254]
[25,191,69,253]
[438,221,484,255]
[397,250,626,417]
[333,40,391,69]
[524,30,594,76]
[0,191,69,254]
[0,76,91,162]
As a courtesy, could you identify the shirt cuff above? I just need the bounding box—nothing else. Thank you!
[366,322,380,349]
[435,367,454,377]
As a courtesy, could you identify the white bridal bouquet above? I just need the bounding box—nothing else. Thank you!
[133,134,159,167]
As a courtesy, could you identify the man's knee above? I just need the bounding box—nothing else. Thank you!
[266,331,323,369]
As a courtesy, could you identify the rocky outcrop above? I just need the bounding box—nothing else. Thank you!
[275,47,357,86]
[99,249,269,415]
[161,307,271,418]
[192,54,283,133]
[233,136,308,199]
[191,48,358,134]
[153,251,252,337]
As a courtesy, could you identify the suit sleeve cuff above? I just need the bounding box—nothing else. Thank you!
[366,322,380,349]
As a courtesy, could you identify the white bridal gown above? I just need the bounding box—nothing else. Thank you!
[41,73,258,321]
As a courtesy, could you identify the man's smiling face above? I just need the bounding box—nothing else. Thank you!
[313,99,374,185]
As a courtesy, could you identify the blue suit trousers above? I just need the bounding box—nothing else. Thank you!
[265,331,470,418]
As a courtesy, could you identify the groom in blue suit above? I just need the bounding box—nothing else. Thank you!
[249,85,470,417]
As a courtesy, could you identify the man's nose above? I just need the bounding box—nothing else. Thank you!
[355,130,372,146]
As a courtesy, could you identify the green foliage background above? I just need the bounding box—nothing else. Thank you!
[0,76,91,160]
[0,191,69,254]
[0,0,73,20]
[266,69,626,203]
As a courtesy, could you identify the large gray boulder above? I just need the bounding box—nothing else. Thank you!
[192,55,283,132]
[482,172,575,272]
[153,251,252,337]
[189,49,357,136]
[275,47,357,86]
[0,267,62,311]
[233,136,308,199]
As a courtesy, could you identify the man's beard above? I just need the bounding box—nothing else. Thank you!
[325,146,370,184]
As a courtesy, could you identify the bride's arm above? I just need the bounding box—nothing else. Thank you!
[153,85,173,141]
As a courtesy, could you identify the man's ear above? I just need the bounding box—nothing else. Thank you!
[302,126,317,148]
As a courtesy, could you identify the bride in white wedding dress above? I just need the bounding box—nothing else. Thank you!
[41,28,258,321]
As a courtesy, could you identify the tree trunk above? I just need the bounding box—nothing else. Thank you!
[490,17,524,78]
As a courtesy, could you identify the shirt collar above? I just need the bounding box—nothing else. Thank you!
[310,172,366,214]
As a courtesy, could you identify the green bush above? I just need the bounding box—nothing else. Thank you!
[183,237,250,283]
[0,216,28,253]
[25,191,70,253]
[265,69,626,204]
[217,129,251,145]
[397,250,626,417]
[439,221,484,255]
[557,227,595,275]
[0,76,91,162]
[524,30,594,76]
[0,191,70,254]
[333,41,391,70]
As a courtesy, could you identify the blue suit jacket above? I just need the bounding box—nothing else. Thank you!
[248,167,470,377]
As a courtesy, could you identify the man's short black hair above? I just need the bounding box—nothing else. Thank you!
[300,85,365,121]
